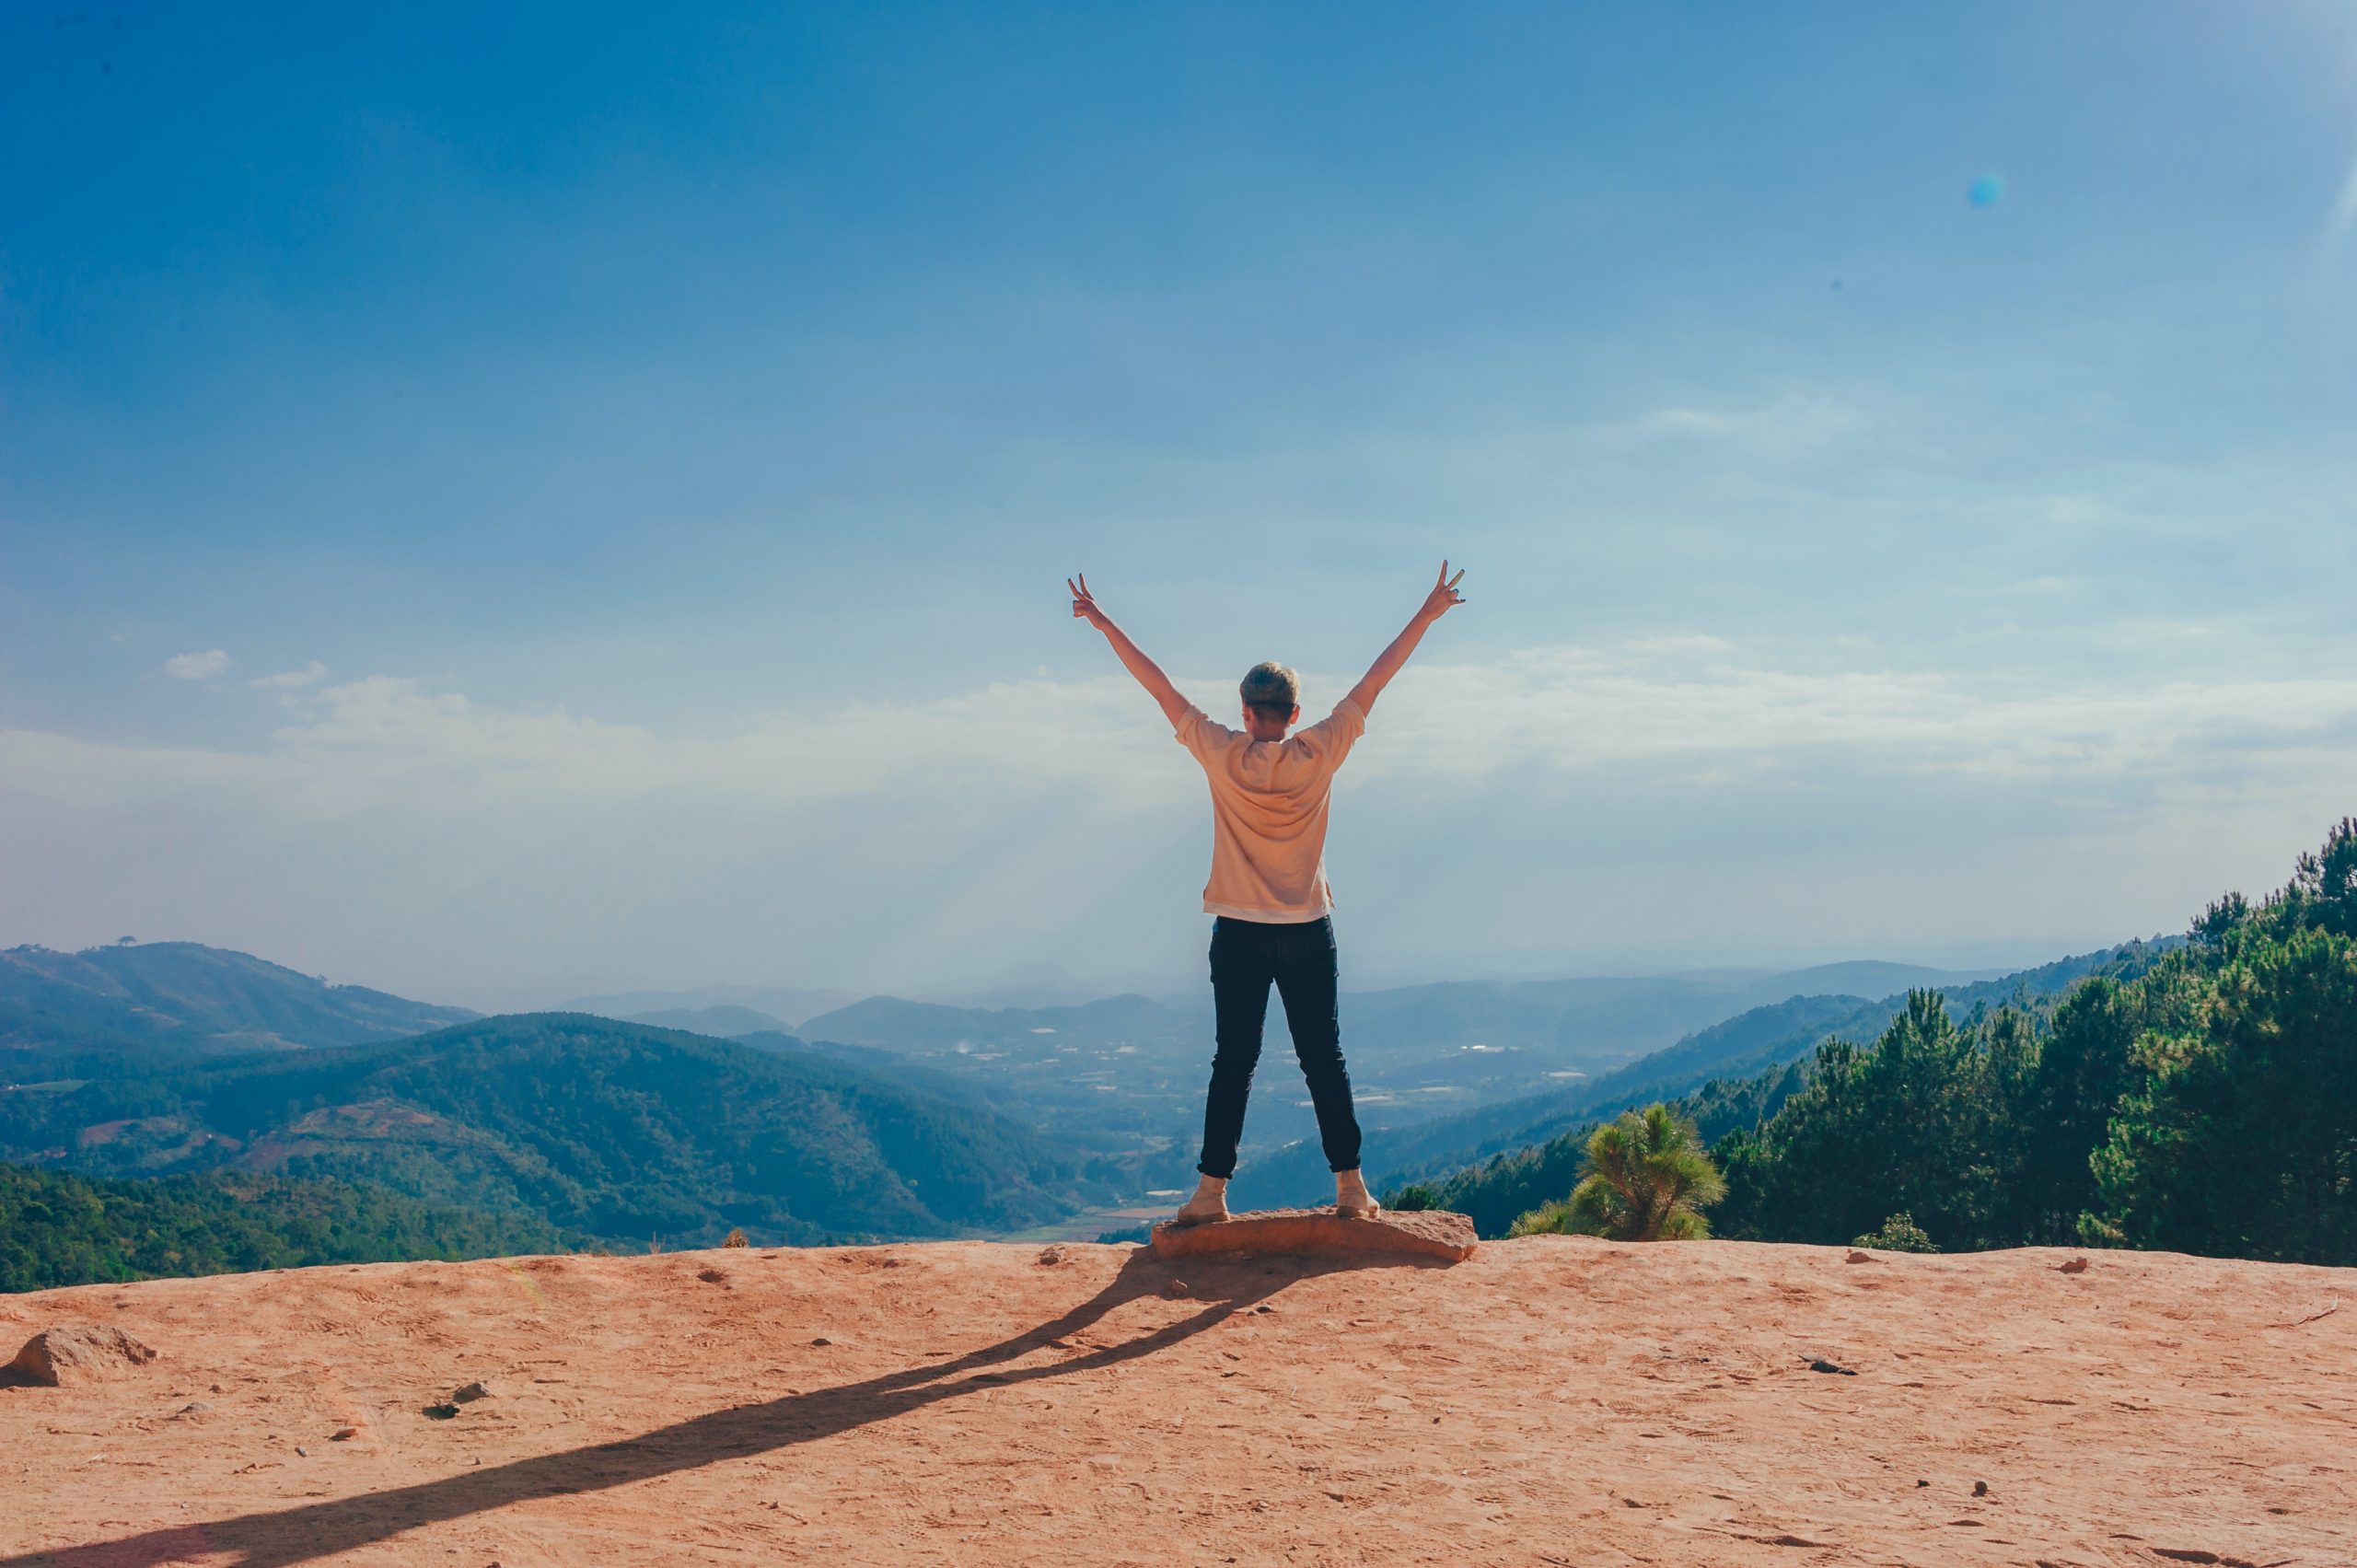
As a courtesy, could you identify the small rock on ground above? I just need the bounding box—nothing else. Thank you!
[6,1325,158,1388]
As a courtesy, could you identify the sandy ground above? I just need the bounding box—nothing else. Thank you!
[0,1236,2351,1567]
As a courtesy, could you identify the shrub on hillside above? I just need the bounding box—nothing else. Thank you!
[1852,1212,1936,1252]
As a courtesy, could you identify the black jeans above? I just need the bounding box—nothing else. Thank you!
[1197,914,1364,1180]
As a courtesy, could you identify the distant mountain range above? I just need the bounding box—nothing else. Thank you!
[1,936,2127,1260]
[621,1004,793,1037]
[10,1011,1105,1249]
[1,941,477,1078]
[769,960,2028,1202]
[801,992,1190,1052]
[793,962,2008,1072]
[5,939,2006,1095]
[557,985,860,1031]
[0,1013,1104,1249]
[1229,940,2177,1206]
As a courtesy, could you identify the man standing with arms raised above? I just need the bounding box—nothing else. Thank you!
[1068,563,1468,1225]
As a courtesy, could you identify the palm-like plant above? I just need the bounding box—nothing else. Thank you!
[1510,1105,1726,1241]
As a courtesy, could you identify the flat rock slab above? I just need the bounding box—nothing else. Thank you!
[6,1325,158,1388]
[1149,1207,1478,1263]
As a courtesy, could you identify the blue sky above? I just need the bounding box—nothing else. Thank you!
[4,3,2353,1006]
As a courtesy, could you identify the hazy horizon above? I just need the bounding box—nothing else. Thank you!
[7,930,2155,1019]
[6,6,2352,1010]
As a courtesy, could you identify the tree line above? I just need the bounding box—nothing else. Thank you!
[0,1162,569,1294]
[1405,818,2355,1267]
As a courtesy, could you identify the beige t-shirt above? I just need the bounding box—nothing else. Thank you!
[1173,696,1367,923]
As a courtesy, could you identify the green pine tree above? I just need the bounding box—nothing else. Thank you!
[1510,1105,1725,1241]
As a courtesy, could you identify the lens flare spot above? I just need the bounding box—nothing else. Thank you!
[1968,173,2006,208]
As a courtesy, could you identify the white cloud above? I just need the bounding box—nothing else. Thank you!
[250,661,328,690]
[1577,393,1870,461]
[162,649,230,680]
[1362,648,2357,784]
[18,640,2357,819]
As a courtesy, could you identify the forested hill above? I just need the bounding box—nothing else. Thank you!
[1489,938,2176,1153]
[1407,818,2356,1266]
[0,1014,1109,1251]
[0,941,476,1075]
[0,1161,568,1293]
[1383,937,2174,1235]
[1266,940,2172,1203]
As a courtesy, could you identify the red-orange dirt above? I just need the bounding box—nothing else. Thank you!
[1,1237,2350,1566]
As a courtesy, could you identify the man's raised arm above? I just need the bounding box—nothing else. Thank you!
[1069,574,1192,728]
[1344,561,1466,717]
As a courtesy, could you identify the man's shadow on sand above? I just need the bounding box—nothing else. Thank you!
[9,1248,1441,1568]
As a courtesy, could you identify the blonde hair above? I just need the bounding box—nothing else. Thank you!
[1238,661,1299,720]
